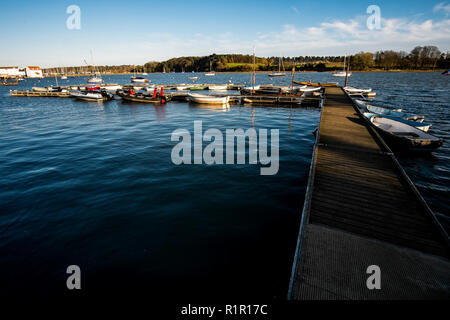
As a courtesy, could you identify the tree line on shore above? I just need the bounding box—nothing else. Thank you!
[43,46,449,74]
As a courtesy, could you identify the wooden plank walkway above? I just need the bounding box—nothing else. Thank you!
[288,87,450,299]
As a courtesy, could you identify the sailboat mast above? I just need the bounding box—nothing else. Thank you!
[344,56,351,87]
[252,46,256,92]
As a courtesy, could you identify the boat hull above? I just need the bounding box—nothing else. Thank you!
[188,93,230,104]
[120,93,169,104]
[364,115,443,152]
[293,81,337,87]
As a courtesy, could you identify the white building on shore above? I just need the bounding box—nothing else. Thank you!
[0,66,20,77]
[25,66,44,78]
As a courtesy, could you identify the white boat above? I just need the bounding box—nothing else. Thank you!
[344,86,371,93]
[208,84,228,91]
[176,85,190,91]
[32,86,49,92]
[354,99,425,122]
[299,86,322,92]
[363,112,442,151]
[332,71,351,77]
[188,93,230,104]
[61,75,68,80]
[204,60,215,76]
[268,72,286,77]
[142,72,148,75]
[244,85,261,90]
[131,76,148,83]
[333,55,352,77]
[144,85,157,91]
[363,112,431,132]
[71,91,103,101]
[101,84,122,91]
[87,76,103,83]
[71,90,113,101]
[268,56,286,77]
[189,76,199,80]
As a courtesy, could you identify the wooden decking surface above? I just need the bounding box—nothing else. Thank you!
[289,87,450,300]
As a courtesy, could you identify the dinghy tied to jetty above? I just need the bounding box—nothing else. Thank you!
[188,93,230,104]
[363,112,443,152]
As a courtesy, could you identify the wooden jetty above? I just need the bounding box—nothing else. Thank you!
[10,90,71,98]
[289,87,450,299]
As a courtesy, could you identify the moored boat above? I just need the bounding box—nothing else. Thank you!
[189,86,208,91]
[71,90,113,101]
[101,83,122,91]
[208,84,228,91]
[353,99,425,121]
[117,88,169,104]
[176,85,190,91]
[87,75,103,83]
[332,71,352,77]
[363,112,443,151]
[363,112,431,132]
[268,56,286,77]
[292,80,337,87]
[344,86,372,94]
[131,76,149,83]
[188,93,230,104]
[268,72,286,77]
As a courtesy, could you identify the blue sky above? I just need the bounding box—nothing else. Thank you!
[1,0,449,67]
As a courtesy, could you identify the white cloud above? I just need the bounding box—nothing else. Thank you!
[95,12,450,63]
[291,6,299,14]
[433,2,450,14]
[34,6,450,65]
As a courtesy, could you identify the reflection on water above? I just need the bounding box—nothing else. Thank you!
[188,102,231,112]
[0,75,320,299]
[0,71,448,300]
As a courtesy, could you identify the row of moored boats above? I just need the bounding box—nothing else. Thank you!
[351,97,443,152]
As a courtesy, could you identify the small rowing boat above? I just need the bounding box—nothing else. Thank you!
[363,112,431,132]
[363,112,443,152]
[354,99,425,122]
[71,90,113,102]
[344,86,372,94]
[189,86,208,91]
[188,93,230,104]
[292,80,337,87]
[208,84,228,91]
[176,85,190,91]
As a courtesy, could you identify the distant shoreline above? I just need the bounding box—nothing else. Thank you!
[38,69,445,78]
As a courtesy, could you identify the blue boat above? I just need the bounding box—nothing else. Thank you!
[354,99,425,122]
[363,113,431,132]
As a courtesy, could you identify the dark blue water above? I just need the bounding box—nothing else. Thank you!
[0,72,448,300]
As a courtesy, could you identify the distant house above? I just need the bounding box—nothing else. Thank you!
[0,66,20,77]
[26,66,44,78]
